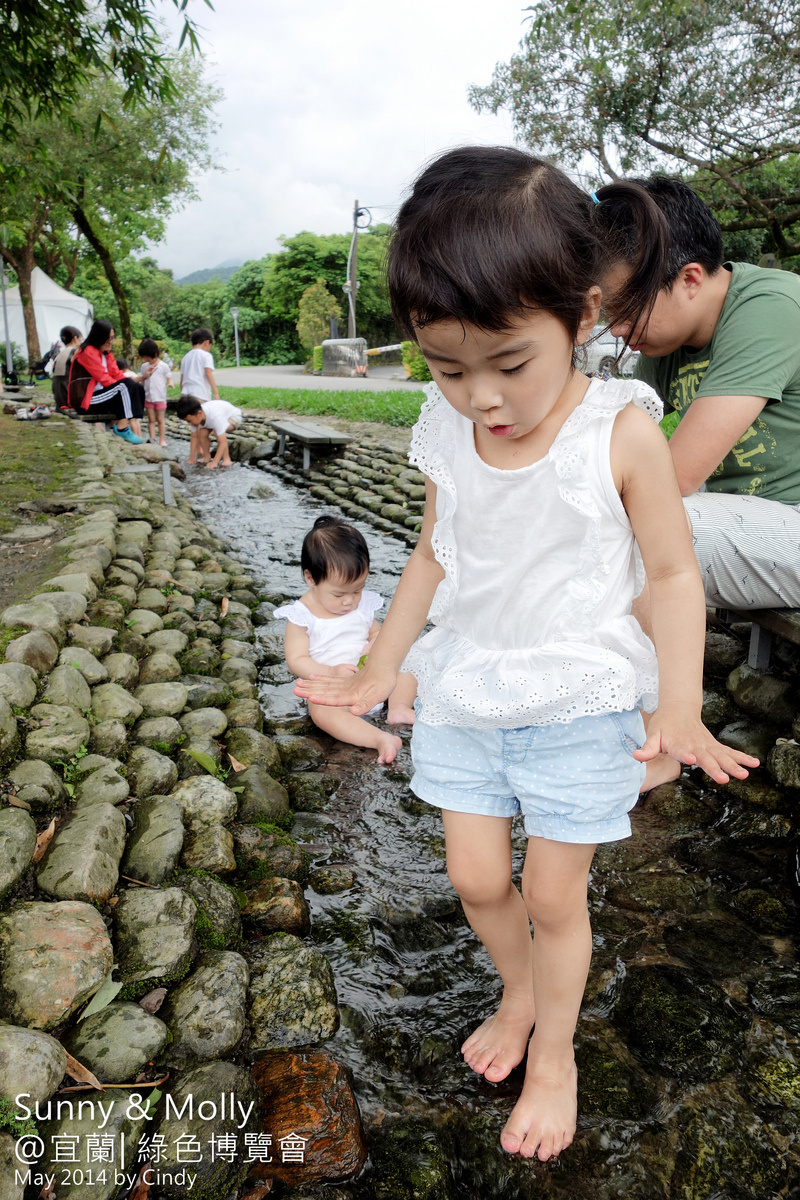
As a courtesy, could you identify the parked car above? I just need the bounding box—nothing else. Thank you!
[584,326,640,378]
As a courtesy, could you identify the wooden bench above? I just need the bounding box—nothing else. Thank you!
[716,606,800,669]
[270,419,352,471]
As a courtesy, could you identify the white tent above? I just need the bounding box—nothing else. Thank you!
[0,266,93,362]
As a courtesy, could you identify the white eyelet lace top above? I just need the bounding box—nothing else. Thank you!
[402,377,662,728]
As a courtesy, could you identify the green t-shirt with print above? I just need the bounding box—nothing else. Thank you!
[636,262,800,503]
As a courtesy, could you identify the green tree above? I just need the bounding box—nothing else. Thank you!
[470,0,800,256]
[296,279,343,352]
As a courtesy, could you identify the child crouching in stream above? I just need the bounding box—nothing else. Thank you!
[275,515,417,764]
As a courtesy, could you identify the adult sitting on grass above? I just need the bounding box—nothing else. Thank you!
[71,319,145,444]
[176,393,243,468]
[596,176,800,611]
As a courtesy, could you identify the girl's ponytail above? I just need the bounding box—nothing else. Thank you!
[592,180,672,336]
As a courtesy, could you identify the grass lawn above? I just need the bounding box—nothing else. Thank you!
[167,384,425,428]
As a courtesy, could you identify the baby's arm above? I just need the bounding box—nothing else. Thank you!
[296,477,444,714]
[284,622,358,680]
[612,405,758,783]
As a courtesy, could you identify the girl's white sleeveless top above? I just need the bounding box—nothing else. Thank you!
[403,378,662,728]
[273,591,383,667]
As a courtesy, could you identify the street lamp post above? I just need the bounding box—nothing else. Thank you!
[230,307,240,368]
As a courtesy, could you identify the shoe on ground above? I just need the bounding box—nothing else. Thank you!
[112,424,144,444]
[32,405,51,418]
[15,408,30,420]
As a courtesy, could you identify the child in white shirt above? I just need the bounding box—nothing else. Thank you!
[176,394,243,468]
[180,327,219,402]
[138,338,174,446]
[275,515,416,763]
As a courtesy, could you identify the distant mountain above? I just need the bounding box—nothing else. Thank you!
[177,259,244,286]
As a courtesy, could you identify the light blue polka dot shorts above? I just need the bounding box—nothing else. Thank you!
[410,710,647,844]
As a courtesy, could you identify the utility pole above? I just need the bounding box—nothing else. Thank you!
[347,198,358,339]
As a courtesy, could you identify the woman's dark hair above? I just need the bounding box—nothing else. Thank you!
[191,328,213,345]
[138,338,159,357]
[301,515,369,585]
[176,395,204,418]
[593,175,722,330]
[388,145,667,345]
[82,319,114,350]
[60,325,82,343]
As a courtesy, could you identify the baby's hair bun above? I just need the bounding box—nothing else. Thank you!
[312,515,340,529]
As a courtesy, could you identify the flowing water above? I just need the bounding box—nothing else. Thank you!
[176,451,800,1200]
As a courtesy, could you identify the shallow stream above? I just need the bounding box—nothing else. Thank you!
[176,451,799,1200]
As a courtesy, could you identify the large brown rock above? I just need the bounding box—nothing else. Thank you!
[249,1051,367,1185]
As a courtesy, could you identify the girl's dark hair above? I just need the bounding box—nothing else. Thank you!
[82,319,114,350]
[301,515,369,585]
[176,395,203,418]
[593,175,721,330]
[138,338,159,357]
[60,325,82,343]
[388,145,666,344]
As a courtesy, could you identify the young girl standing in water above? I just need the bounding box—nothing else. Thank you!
[296,147,757,1162]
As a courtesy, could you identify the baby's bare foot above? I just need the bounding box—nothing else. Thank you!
[461,990,536,1082]
[500,1059,577,1161]
[387,701,416,725]
[376,732,403,764]
[640,752,681,793]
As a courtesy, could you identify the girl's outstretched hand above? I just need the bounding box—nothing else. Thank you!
[633,703,759,785]
[294,664,398,716]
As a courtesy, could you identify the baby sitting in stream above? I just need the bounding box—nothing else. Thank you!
[274,515,417,763]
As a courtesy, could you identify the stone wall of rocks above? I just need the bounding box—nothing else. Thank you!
[0,418,366,1200]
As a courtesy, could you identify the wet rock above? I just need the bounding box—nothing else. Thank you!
[126,744,179,798]
[256,628,285,665]
[138,650,182,684]
[62,1000,169,1083]
[37,803,126,903]
[35,1086,146,1200]
[605,866,706,915]
[611,963,746,1082]
[718,718,776,764]
[86,596,127,628]
[101,650,140,688]
[91,718,128,757]
[133,714,185,752]
[232,824,307,881]
[246,933,338,1053]
[221,636,261,664]
[716,805,793,843]
[1,600,65,646]
[161,950,248,1064]
[127,607,164,635]
[0,696,19,761]
[41,662,91,710]
[154,1060,262,1199]
[122,795,184,885]
[235,764,291,824]
[767,738,800,789]
[171,774,238,829]
[0,661,37,708]
[728,886,792,934]
[713,772,787,812]
[243,875,310,935]
[181,637,222,674]
[219,655,258,685]
[25,703,89,762]
[133,680,189,717]
[743,1044,800,1110]
[224,696,263,729]
[250,1051,367,1186]
[175,870,242,951]
[4,628,59,672]
[357,1114,452,1200]
[114,886,196,994]
[195,618,222,641]
[727,663,797,726]
[701,687,736,728]
[42,571,99,602]
[181,824,237,873]
[58,645,108,685]
[92,680,143,724]
[31,589,87,623]
[225,726,280,772]
[287,773,330,812]
[221,612,255,640]
[73,761,129,807]
[670,1100,787,1200]
[0,1024,66,1107]
[7,758,65,809]
[0,807,36,900]
[181,672,233,710]
[227,677,258,700]
[0,900,113,1029]
[180,705,228,738]
[276,734,327,772]
[641,781,716,831]
[309,865,355,894]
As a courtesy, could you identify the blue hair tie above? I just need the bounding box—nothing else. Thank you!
[589,191,600,206]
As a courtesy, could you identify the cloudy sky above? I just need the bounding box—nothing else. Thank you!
[155,0,529,278]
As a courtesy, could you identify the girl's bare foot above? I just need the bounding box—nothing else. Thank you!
[376,732,403,764]
[461,989,536,1082]
[387,701,416,725]
[500,1058,577,1161]
[159,439,167,447]
[640,752,681,793]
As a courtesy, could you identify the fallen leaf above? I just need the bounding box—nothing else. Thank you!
[184,748,218,775]
[80,966,123,1020]
[227,753,247,772]
[39,1184,56,1200]
[64,1051,103,1090]
[33,817,57,862]
[130,1163,152,1199]
[220,596,229,616]
[139,987,167,1015]
[7,795,31,811]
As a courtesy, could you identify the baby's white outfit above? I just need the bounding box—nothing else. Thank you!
[274,591,384,714]
[403,377,662,728]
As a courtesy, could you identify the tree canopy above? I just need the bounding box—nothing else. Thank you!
[470,0,800,256]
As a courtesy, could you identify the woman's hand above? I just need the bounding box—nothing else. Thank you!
[295,662,398,715]
[633,702,759,785]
